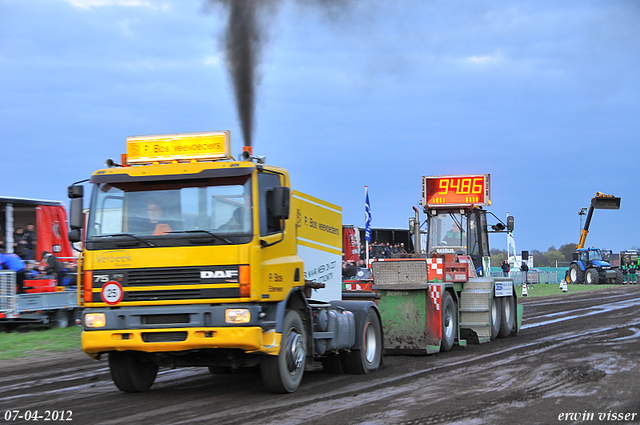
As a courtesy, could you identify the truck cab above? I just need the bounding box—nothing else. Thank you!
[69,131,382,394]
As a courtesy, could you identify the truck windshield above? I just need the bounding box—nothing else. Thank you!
[86,176,252,243]
[427,211,467,253]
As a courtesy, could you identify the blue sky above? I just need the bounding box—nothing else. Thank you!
[1,0,638,253]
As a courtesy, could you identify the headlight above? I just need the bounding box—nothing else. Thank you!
[225,309,250,324]
[84,313,106,328]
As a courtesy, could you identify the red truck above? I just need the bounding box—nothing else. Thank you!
[0,196,78,329]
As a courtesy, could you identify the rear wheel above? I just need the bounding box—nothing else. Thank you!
[615,269,624,284]
[261,310,306,393]
[569,264,584,284]
[498,296,516,338]
[440,291,457,352]
[49,310,68,329]
[109,351,159,393]
[342,309,382,374]
[585,268,599,285]
[490,295,502,340]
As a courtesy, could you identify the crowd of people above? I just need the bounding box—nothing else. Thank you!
[342,241,410,279]
[0,225,76,294]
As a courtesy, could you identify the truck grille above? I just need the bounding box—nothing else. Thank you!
[142,331,188,343]
[128,267,201,286]
[90,265,244,303]
[141,314,191,325]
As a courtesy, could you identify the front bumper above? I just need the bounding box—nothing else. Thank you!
[82,326,282,357]
[81,304,281,358]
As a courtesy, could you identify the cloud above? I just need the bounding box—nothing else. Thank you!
[62,0,156,9]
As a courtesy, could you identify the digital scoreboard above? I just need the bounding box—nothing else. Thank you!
[422,174,491,207]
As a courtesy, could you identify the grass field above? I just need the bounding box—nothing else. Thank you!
[519,283,619,297]
[0,325,82,361]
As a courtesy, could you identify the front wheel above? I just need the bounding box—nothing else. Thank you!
[342,309,382,374]
[109,351,159,393]
[261,310,306,393]
[585,268,599,285]
[440,291,457,352]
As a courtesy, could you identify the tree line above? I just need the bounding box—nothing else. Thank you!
[490,244,578,268]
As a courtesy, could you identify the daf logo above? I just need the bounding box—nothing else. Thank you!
[201,270,239,279]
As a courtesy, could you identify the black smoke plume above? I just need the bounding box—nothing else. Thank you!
[206,0,275,147]
[205,0,359,148]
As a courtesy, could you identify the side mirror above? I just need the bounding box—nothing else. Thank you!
[572,252,579,261]
[507,216,514,232]
[68,229,82,243]
[267,187,290,220]
[68,185,84,199]
[69,197,84,230]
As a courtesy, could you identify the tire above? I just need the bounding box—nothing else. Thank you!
[50,310,68,329]
[342,309,382,374]
[498,296,516,338]
[615,269,624,285]
[260,310,306,393]
[569,264,584,284]
[208,366,232,374]
[490,295,502,341]
[440,291,457,352]
[585,268,599,285]
[109,351,159,393]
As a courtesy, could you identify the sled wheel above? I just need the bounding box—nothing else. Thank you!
[490,294,502,340]
[498,295,515,338]
[440,291,457,352]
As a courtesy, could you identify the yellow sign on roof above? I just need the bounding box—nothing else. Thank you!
[126,131,231,164]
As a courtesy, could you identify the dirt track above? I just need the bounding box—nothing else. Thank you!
[2,285,640,425]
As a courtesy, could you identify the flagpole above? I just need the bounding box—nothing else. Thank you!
[365,186,371,266]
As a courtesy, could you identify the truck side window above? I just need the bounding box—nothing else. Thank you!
[258,172,283,236]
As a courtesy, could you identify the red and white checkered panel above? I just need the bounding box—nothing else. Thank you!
[429,283,441,311]
[426,257,444,282]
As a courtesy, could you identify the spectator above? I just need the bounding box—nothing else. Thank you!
[22,223,36,260]
[14,227,27,259]
[501,260,510,277]
[342,260,358,279]
[42,251,65,287]
[0,251,27,294]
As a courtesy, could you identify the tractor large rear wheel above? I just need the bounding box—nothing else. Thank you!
[569,264,584,284]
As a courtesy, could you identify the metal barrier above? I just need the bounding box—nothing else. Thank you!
[0,270,16,316]
[490,270,562,284]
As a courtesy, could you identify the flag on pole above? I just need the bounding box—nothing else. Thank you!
[365,186,372,243]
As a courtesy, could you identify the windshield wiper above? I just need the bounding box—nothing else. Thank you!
[167,230,233,244]
[93,233,155,247]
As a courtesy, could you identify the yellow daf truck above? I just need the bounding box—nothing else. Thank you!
[68,131,382,393]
